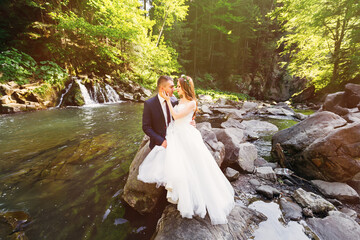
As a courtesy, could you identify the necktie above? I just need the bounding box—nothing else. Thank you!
[165,100,171,126]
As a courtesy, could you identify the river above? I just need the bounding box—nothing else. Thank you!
[0,103,152,239]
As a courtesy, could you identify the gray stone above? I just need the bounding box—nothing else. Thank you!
[249,179,261,187]
[256,185,280,199]
[225,109,245,120]
[279,197,303,221]
[122,136,163,214]
[294,112,308,121]
[220,118,245,129]
[302,207,313,218]
[311,180,359,202]
[214,128,246,164]
[339,208,358,220]
[237,142,257,173]
[241,101,258,112]
[225,167,240,181]
[255,167,277,182]
[292,188,335,214]
[153,204,266,240]
[307,214,360,240]
[241,120,278,135]
[274,168,294,177]
[199,104,213,115]
[197,122,225,167]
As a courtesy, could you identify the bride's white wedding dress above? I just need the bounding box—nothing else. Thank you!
[137,103,235,225]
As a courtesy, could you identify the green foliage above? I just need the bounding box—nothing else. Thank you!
[195,88,252,101]
[0,48,67,88]
[272,0,360,90]
[0,48,36,84]
[36,61,67,90]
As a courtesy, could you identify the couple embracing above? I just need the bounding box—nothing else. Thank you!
[137,75,235,225]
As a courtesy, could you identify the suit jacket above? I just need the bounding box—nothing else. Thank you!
[142,95,178,149]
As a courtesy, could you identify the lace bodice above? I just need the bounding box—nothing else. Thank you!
[173,103,194,125]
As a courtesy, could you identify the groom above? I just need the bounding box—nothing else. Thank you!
[142,76,178,149]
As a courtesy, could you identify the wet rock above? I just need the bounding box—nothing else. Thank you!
[311,180,359,202]
[274,168,294,177]
[122,136,164,214]
[283,179,294,186]
[293,188,335,214]
[255,167,277,182]
[307,213,360,240]
[197,122,225,167]
[241,120,278,135]
[279,197,302,221]
[225,167,240,181]
[237,142,257,173]
[0,210,31,240]
[256,185,280,199]
[249,179,261,187]
[62,81,85,106]
[153,204,266,240]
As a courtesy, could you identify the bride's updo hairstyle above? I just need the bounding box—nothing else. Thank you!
[178,75,198,118]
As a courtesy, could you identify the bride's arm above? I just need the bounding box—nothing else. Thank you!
[167,100,195,120]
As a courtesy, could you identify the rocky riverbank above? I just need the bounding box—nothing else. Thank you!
[122,83,360,239]
[0,75,152,114]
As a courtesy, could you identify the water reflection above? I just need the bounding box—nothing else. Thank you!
[248,200,312,240]
[0,102,147,239]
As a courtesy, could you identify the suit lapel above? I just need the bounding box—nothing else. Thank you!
[154,95,166,126]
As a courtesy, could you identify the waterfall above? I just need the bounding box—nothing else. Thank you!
[104,84,122,103]
[75,79,97,105]
[56,81,74,108]
[74,79,122,105]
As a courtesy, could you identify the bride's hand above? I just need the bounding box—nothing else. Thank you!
[161,91,170,102]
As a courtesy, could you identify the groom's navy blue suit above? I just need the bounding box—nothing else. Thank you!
[142,95,178,149]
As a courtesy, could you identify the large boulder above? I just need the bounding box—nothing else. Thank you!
[271,111,360,182]
[311,180,359,202]
[196,122,225,167]
[153,204,266,240]
[343,83,360,108]
[307,213,360,240]
[122,136,164,214]
[214,128,246,164]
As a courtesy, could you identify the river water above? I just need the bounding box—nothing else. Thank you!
[0,103,149,239]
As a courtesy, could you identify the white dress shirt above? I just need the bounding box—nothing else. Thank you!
[158,94,172,126]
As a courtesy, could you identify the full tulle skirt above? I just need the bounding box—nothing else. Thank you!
[137,121,235,225]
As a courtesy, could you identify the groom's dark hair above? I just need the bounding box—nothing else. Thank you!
[157,75,173,88]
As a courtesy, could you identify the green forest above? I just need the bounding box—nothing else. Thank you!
[0,0,359,100]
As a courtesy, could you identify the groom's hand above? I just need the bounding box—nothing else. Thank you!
[161,140,167,148]
[190,119,196,127]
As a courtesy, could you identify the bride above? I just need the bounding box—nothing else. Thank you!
[137,75,234,225]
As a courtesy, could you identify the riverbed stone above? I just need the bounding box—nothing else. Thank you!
[237,142,257,173]
[241,120,278,135]
[249,179,261,187]
[122,136,164,214]
[225,167,240,181]
[220,118,245,129]
[153,204,266,240]
[311,180,360,202]
[213,128,246,164]
[197,122,225,167]
[255,167,277,182]
[294,112,308,121]
[241,101,258,112]
[307,213,360,240]
[292,188,335,214]
[256,185,280,199]
[279,197,303,221]
[199,104,213,115]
